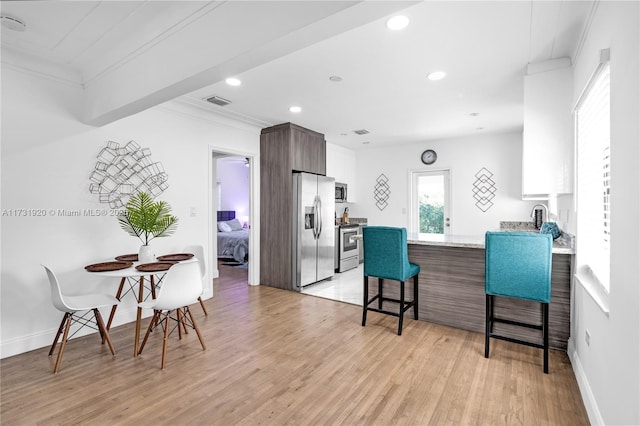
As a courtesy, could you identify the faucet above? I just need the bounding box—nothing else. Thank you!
[530,203,548,223]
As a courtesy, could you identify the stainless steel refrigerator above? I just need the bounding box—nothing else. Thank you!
[292,172,335,289]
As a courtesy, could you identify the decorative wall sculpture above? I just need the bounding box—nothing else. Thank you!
[472,167,496,212]
[89,140,168,208]
[374,173,390,211]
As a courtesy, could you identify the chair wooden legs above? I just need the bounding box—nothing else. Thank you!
[161,311,170,369]
[49,313,71,374]
[94,308,116,356]
[49,310,116,374]
[49,313,69,357]
[198,296,208,316]
[106,277,126,332]
[186,307,206,351]
[138,307,206,370]
[138,310,160,356]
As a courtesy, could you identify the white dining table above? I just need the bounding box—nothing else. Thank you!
[87,257,196,357]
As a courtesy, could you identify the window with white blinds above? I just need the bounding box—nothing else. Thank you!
[575,61,611,292]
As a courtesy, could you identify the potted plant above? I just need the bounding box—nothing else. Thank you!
[118,192,178,262]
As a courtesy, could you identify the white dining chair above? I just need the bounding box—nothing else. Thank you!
[184,244,208,315]
[137,261,206,369]
[42,265,119,374]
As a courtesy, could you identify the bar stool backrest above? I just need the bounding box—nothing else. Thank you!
[363,226,412,282]
[485,232,552,303]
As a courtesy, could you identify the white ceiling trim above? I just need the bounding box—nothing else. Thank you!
[1,48,83,89]
[158,97,266,134]
[82,2,224,88]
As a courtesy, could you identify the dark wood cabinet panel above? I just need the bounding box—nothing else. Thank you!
[260,122,326,290]
[290,125,325,175]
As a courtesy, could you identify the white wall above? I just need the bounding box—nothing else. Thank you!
[349,132,540,235]
[0,66,261,358]
[564,2,640,425]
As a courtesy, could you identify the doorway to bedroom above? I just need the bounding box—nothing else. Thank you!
[212,152,252,286]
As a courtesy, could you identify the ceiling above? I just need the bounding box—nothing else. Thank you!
[1,1,595,150]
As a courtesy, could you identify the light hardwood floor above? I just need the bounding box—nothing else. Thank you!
[1,264,589,425]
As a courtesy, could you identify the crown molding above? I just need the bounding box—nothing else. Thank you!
[157,96,270,133]
[1,47,83,89]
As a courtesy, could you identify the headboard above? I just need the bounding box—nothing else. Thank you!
[217,210,236,221]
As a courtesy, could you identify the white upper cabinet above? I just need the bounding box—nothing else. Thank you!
[326,143,357,202]
[522,58,574,198]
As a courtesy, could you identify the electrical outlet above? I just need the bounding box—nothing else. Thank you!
[585,329,591,346]
[190,207,197,217]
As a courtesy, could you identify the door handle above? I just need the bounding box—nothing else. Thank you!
[317,197,322,238]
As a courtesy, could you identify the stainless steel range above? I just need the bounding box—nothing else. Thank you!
[337,223,359,272]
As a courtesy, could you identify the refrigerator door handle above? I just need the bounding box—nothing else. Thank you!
[312,196,319,240]
[317,196,323,239]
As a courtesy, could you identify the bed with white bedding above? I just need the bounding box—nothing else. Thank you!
[217,211,249,263]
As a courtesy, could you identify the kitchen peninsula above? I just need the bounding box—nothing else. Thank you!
[368,232,574,350]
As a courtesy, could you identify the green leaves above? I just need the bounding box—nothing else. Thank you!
[118,192,178,245]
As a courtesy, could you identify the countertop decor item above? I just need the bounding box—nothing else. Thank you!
[118,192,178,263]
[540,222,561,239]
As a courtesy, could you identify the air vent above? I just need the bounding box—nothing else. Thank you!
[353,129,370,135]
[206,96,231,106]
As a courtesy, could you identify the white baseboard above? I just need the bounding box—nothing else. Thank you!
[568,338,604,425]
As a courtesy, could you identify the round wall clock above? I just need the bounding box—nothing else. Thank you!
[421,149,437,165]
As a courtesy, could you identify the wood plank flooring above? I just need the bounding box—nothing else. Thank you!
[1,263,589,425]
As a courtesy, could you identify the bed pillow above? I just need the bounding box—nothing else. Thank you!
[218,222,232,232]
[226,218,244,231]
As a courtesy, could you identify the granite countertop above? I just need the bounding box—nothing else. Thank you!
[407,228,575,255]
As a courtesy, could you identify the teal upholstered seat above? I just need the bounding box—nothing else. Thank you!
[362,226,420,335]
[484,231,553,373]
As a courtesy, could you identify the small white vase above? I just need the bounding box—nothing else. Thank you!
[139,244,155,263]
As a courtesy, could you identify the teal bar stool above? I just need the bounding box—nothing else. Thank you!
[362,226,420,335]
[484,231,553,373]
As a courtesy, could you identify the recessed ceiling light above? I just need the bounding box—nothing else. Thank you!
[225,77,241,86]
[427,71,447,81]
[386,15,409,31]
[362,141,370,145]
[289,106,302,113]
[476,127,485,131]
[469,112,480,117]
[329,75,343,82]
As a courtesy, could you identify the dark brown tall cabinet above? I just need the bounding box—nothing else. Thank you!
[260,122,326,290]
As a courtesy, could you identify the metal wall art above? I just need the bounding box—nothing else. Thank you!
[374,173,390,211]
[472,167,496,212]
[89,140,168,208]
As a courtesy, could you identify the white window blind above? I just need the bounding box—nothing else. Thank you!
[575,61,611,291]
